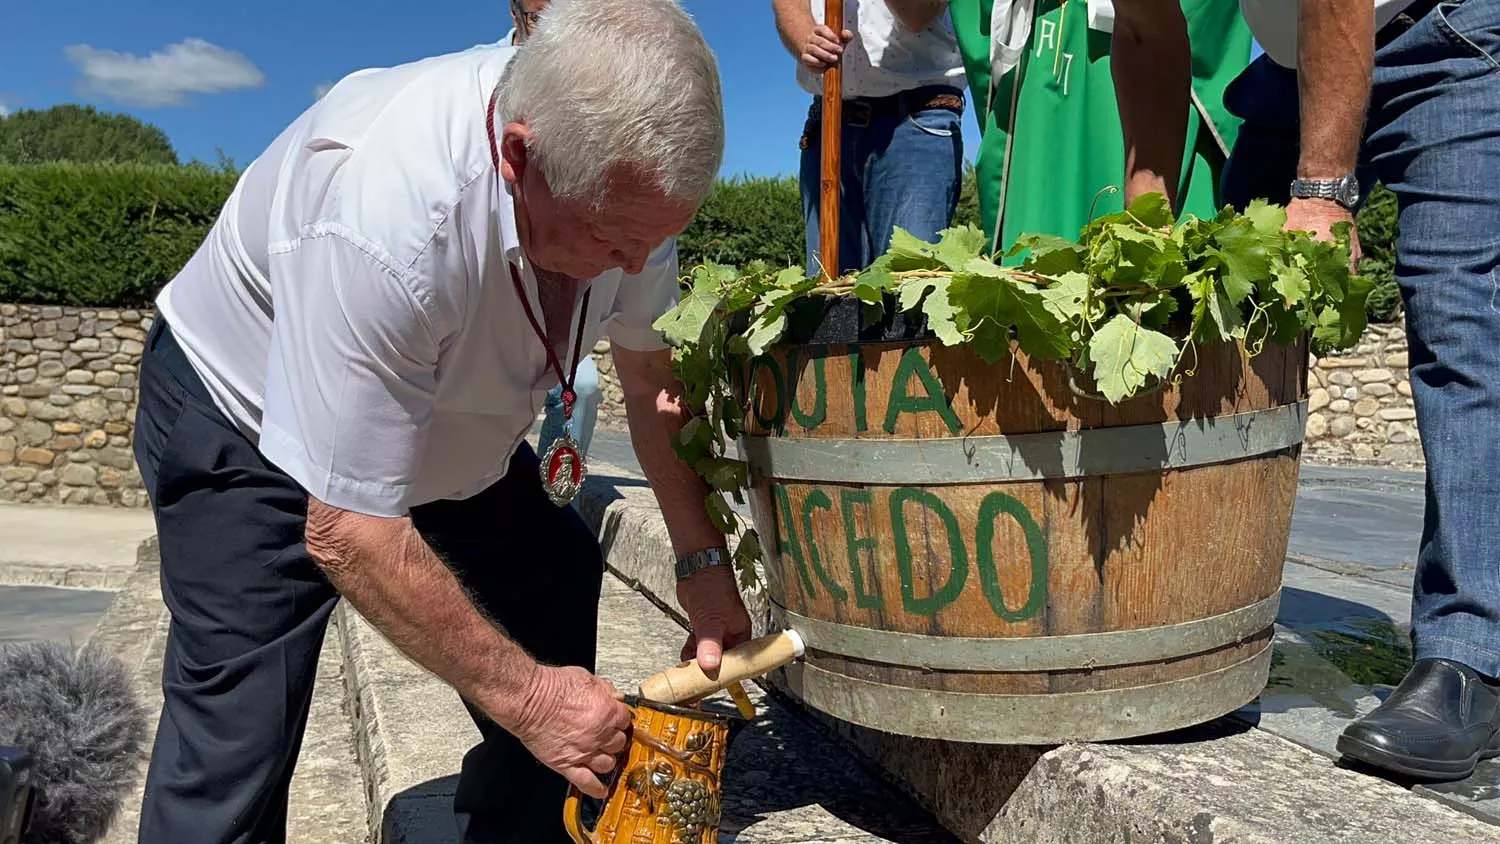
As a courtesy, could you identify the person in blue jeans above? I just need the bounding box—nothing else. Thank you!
[773,0,967,275]
[1112,0,1500,781]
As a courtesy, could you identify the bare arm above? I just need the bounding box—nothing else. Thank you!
[612,346,724,558]
[612,345,753,670]
[305,499,630,798]
[773,0,820,60]
[1286,0,1374,255]
[1109,0,1192,207]
[885,0,948,32]
[773,0,854,70]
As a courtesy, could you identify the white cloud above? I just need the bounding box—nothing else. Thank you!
[0,101,10,117]
[64,38,265,107]
[312,81,334,101]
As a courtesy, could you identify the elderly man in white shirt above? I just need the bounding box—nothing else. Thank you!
[128,1,750,841]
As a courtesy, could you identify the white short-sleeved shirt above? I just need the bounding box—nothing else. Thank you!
[156,45,681,517]
[1238,0,1416,67]
[796,0,966,99]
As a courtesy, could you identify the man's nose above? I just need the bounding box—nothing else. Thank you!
[613,248,648,275]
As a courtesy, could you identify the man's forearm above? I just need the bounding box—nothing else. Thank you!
[616,349,726,558]
[1297,0,1373,178]
[885,0,947,32]
[1109,0,1191,206]
[772,0,817,58]
[305,500,540,727]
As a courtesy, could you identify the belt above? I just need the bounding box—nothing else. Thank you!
[808,86,965,128]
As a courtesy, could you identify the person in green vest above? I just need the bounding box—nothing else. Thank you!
[947,0,1253,256]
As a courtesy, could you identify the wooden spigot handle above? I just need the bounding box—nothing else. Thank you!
[819,0,844,282]
[636,630,805,705]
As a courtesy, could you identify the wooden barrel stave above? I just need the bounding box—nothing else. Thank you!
[740,333,1305,743]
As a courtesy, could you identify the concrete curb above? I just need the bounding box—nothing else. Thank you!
[0,562,133,589]
[335,602,475,844]
[573,476,1500,844]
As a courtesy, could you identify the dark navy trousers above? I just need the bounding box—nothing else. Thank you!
[131,316,605,843]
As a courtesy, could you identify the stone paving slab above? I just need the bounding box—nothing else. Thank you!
[576,461,1500,844]
[0,584,115,644]
[0,501,154,576]
[91,537,368,844]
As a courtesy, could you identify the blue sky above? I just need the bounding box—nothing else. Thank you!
[0,1,982,178]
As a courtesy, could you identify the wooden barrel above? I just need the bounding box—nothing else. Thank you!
[735,301,1306,744]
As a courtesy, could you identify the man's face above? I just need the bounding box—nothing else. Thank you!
[499,123,698,281]
[511,0,549,43]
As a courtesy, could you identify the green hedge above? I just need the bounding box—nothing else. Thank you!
[0,162,1400,323]
[0,162,237,307]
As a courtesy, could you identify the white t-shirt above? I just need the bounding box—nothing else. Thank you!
[797,0,967,98]
[1239,0,1417,67]
[157,45,681,518]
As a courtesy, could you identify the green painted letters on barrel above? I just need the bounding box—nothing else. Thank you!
[974,491,1049,623]
[888,487,968,616]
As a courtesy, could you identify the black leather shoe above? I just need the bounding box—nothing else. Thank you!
[1336,658,1500,781]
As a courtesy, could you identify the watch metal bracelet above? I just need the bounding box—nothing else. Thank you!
[675,547,731,581]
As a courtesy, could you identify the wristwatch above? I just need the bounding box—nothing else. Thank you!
[1289,174,1360,211]
[675,547,731,581]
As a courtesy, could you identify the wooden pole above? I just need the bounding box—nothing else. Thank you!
[819,0,843,282]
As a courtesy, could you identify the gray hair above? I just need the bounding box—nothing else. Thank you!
[497,0,725,209]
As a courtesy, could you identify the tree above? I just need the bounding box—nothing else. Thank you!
[0,104,178,166]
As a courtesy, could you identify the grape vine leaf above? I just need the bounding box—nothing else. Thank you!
[1211,219,1276,305]
[1040,271,1091,324]
[887,227,943,271]
[1186,269,1240,344]
[745,287,799,356]
[1244,198,1288,235]
[705,492,738,534]
[950,259,1072,362]
[1126,191,1176,229]
[853,257,897,304]
[932,224,989,272]
[653,264,723,347]
[697,456,750,492]
[899,277,964,346]
[1013,234,1085,275]
[1086,313,1179,403]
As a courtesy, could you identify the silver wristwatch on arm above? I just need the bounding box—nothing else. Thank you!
[1289,174,1360,211]
[675,547,731,581]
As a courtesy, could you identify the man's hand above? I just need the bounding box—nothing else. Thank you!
[508,664,633,799]
[676,565,754,672]
[799,23,854,72]
[1286,197,1363,270]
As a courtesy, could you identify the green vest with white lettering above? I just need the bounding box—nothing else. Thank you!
[948,0,1253,258]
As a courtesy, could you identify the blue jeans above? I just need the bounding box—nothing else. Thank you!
[538,354,599,459]
[1222,0,1500,675]
[798,85,964,274]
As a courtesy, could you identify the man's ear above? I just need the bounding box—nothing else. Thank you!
[499,122,533,187]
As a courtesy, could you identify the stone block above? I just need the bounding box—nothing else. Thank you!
[58,316,79,332]
[15,354,36,368]
[94,370,121,387]
[1,397,25,417]
[1354,398,1380,417]
[87,359,112,372]
[61,385,102,397]
[33,321,57,339]
[103,421,131,435]
[19,419,51,447]
[52,422,82,434]
[103,387,134,403]
[1380,407,1418,421]
[84,430,107,448]
[32,339,64,352]
[62,350,83,369]
[1354,443,1377,459]
[1386,351,1409,368]
[1305,413,1328,439]
[97,467,123,488]
[28,401,70,421]
[1388,424,1413,444]
[1308,388,1329,413]
[49,436,81,450]
[64,369,92,384]
[1357,368,1394,383]
[1363,382,1394,397]
[14,369,36,384]
[1398,381,1413,397]
[0,435,12,462]
[120,339,145,356]
[0,467,36,483]
[73,397,110,425]
[36,361,64,378]
[40,307,61,319]
[96,447,135,470]
[7,323,32,339]
[18,448,54,466]
[67,451,91,463]
[1329,399,1351,414]
[113,325,147,342]
[35,469,55,486]
[1330,417,1356,438]
[70,337,101,352]
[17,385,49,399]
[59,464,97,486]
[108,435,130,448]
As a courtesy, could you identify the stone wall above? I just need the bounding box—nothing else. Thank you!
[1303,319,1421,466]
[0,300,1420,508]
[0,304,150,506]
